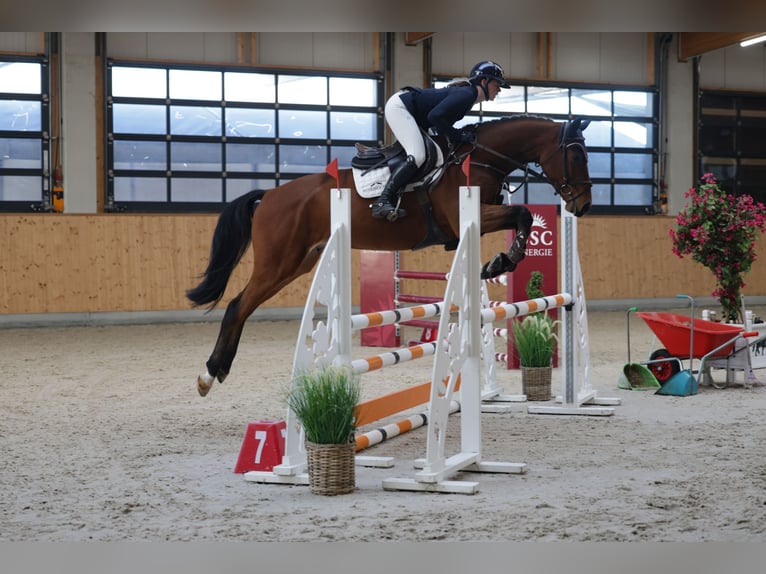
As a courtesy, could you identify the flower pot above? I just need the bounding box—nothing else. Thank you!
[521,366,553,401]
[305,440,356,495]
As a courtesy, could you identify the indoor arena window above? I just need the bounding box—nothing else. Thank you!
[434,78,659,215]
[698,90,766,206]
[0,57,50,212]
[106,61,383,213]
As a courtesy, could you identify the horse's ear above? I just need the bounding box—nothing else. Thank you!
[566,118,590,138]
[565,119,579,138]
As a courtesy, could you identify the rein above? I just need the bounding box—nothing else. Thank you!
[474,143,544,180]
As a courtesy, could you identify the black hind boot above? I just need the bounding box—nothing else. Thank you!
[371,155,418,221]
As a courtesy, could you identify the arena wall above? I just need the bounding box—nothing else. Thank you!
[2,213,762,316]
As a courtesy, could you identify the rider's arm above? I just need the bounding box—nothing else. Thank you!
[426,89,476,143]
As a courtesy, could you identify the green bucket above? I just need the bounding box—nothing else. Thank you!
[618,363,661,390]
[619,307,661,390]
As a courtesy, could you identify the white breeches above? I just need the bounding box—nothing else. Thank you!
[384,91,427,167]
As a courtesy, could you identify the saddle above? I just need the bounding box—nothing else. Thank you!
[351,131,442,187]
[353,141,405,163]
[351,131,453,251]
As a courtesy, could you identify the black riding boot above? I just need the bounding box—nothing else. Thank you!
[371,155,419,221]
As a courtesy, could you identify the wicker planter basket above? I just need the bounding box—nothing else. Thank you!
[521,366,553,401]
[305,440,356,495]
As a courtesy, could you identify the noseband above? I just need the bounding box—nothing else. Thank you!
[551,134,592,206]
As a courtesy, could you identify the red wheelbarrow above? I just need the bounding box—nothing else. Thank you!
[636,307,757,395]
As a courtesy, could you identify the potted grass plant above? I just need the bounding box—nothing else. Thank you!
[287,365,361,495]
[512,271,559,400]
[512,313,559,400]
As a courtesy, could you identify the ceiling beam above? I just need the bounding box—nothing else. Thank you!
[678,32,764,61]
[405,32,434,46]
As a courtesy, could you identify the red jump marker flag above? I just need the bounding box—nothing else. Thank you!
[326,158,340,189]
[461,154,471,187]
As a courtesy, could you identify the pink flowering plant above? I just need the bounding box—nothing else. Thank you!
[670,173,766,322]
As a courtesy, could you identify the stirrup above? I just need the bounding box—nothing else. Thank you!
[371,201,393,219]
[371,201,407,221]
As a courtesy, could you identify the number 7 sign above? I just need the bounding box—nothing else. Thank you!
[233,420,287,473]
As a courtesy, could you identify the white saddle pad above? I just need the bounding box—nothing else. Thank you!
[352,166,390,199]
[352,146,444,199]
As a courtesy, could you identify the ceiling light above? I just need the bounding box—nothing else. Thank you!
[740,34,766,47]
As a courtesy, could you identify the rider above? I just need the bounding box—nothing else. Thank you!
[371,60,510,221]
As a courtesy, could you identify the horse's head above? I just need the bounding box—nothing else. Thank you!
[540,118,592,217]
[469,116,592,217]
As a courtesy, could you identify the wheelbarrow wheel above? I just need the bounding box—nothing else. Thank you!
[648,348,680,383]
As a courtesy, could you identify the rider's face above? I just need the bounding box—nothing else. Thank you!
[484,79,502,101]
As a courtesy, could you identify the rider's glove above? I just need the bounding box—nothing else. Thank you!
[458,130,477,145]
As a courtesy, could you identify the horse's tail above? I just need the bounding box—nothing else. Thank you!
[186,189,266,309]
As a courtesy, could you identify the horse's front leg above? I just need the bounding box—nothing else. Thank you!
[479,204,533,279]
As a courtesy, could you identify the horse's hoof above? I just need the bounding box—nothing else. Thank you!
[481,265,502,280]
[481,253,513,279]
[197,372,215,397]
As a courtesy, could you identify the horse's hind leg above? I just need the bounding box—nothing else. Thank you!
[479,204,533,279]
[195,290,243,395]
[197,246,325,397]
[198,265,291,397]
[196,289,251,396]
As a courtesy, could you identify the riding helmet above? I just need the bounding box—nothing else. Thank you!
[469,61,510,88]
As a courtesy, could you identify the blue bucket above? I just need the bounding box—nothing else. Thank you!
[655,370,698,396]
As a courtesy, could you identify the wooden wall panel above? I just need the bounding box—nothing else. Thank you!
[2,214,765,316]
[397,216,762,303]
[578,216,719,299]
[0,214,338,315]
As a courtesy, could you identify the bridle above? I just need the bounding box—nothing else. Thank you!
[454,120,592,206]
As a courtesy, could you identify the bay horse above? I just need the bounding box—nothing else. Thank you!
[188,115,592,396]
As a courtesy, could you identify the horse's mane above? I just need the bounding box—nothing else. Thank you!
[465,114,555,133]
